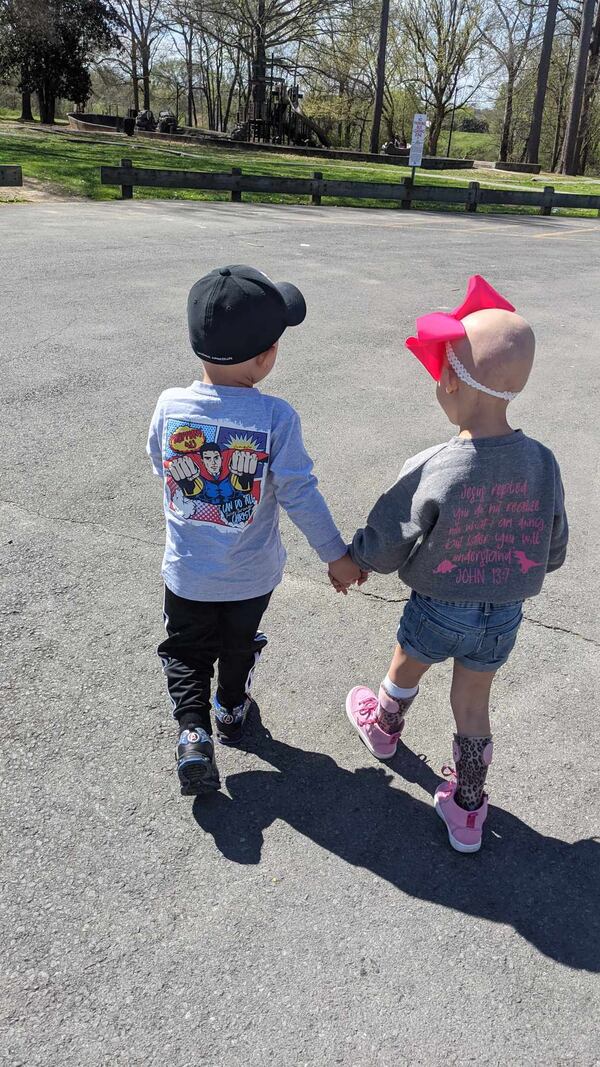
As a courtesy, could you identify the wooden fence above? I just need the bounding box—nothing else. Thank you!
[0,165,23,187]
[100,160,600,216]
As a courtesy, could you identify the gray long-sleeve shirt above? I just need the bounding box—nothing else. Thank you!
[147,381,345,601]
[350,431,568,604]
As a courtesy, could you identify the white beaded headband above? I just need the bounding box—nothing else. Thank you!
[445,342,519,401]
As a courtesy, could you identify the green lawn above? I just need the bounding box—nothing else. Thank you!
[1,125,599,217]
[440,129,499,161]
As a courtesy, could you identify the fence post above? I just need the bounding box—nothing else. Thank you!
[231,167,242,203]
[311,171,323,205]
[401,174,413,210]
[541,185,554,216]
[466,181,480,212]
[121,158,133,200]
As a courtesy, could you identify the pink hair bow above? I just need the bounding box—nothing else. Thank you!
[405,275,516,382]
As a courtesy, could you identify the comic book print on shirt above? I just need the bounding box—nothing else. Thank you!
[432,479,546,588]
[163,418,270,530]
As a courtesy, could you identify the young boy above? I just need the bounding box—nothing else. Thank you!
[343,276,568,853]
[147,265,361,795]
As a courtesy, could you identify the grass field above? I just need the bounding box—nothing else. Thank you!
[438,129,499,160]
[1,123,599,216]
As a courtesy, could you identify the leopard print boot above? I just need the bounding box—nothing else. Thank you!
[454,734,493,811]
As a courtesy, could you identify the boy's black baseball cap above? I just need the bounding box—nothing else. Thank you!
[187,264,307,364]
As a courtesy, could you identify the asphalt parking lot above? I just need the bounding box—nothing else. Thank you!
[1,199,599,1065]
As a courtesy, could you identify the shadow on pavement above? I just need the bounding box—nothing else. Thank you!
[193,706,599,972]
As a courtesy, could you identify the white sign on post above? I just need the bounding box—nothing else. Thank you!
[408,113,428,169]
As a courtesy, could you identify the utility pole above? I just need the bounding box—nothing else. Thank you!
[561,0,596,174]
[251,0,267,135]
[524,0,559,164]
[369,0,390,154]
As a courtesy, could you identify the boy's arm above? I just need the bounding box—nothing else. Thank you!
[350,479,430,574]
[146,400,164,476]
[547,465,568,572]
[269,407,346,563]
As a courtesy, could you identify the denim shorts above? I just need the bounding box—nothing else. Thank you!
[397,592,524,672]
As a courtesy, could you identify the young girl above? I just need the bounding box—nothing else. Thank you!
[343,276,568,853]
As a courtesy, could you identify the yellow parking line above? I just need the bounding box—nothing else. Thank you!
[532,225,599,239]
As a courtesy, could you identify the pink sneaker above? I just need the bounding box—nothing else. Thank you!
[434,775,488,853]
[346,685,411,760]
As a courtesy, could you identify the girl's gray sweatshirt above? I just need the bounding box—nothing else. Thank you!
[350,430,568,604]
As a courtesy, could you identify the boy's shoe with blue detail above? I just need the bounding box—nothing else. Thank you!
[176,726,220,795]
[214,695,257,746]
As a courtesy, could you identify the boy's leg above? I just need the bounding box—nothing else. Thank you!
[158,587,219,734]
[215,592,272,742]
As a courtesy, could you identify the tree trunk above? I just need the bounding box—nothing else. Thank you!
[38,85,56,125]
[561,0,596,174]
[524,0,559,164]
[20,89,34,122]
[550,37,574,170]
[358,115,368,150]
[186,37,194,127]
[573,1,600,174]
[369,0,390,153]
[428,108,443,155]
[131,37,140,112]
[141,47,151,111]
[223,71,238,132]
[499,74,515,161]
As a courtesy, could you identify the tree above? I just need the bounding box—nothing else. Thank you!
[112,0,164,111]
[547,35,575,170]
[167,0,199,125]
[483,0,537,161]
[401,0,484,154]
[524,0,559,163]
[0,0,119,124]
[196,0,341,108]
[574,0,600,171]
[299,1,380,147]
[561,0,596,173]
[369,0,390,152]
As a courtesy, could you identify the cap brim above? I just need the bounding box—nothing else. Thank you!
[276,282,307,327]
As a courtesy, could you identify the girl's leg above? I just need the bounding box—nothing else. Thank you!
[387,644,432,690]
[375,645,431,734]
[449,662,495,810]
[346,645,431,759]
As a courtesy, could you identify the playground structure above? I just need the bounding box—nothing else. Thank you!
[68,71,330,150]
[232,76,330,149]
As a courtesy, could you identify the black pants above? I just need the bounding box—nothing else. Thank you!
[158,586,272,734]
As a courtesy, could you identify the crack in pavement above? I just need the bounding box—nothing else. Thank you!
[1,497,163,550]
[3,496,599,649]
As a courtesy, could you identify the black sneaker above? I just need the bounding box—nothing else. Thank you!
[176,726,220,795]
[214,696,257,746]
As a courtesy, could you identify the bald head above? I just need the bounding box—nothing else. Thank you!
[451,309,535,396]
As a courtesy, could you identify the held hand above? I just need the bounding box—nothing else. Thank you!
[230,449,259,476]
[328,569,369,594]
[328,552,365,595]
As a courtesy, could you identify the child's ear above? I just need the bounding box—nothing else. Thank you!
[440,363,458,394]
[256,342,278,367]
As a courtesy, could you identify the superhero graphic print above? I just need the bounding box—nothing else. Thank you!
[163,418,270,530]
